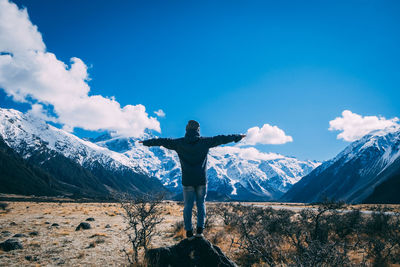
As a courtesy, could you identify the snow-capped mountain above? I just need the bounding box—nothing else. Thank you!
[0,107,319,200]
[93,134,320,200]
[282,125,400,203]
[0,108,166,198]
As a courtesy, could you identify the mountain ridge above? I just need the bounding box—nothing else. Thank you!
[281,125,400,203]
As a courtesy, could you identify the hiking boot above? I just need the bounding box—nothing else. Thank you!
[186,230,195,240]
[195,227,204,238]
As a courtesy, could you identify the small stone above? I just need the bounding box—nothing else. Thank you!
[51,223,59,227]
[86,217,95,221]
[76,222,91,231]
[13,233,27,238]
[10,222,17,226]
[25,255,38,261]
[105,224,111,228]
[44,221,50,224]
[0,239,23,252]
[29,231,39,236]
[1,231,12,237]
[26,255,39,261]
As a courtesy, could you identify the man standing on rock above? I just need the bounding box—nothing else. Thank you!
[140,120,245,240]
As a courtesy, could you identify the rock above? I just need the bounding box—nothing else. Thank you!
[105,224,111,228]
[76,222,91,231]
[10,222,17,226]
[86,217,95,221]
[25,255,38,261]
[51,223,59,227]
[1,231,12,237]
[145,237,237,267]
[29,231,39,236]
[0,202,8,210]
[13,233,27,238]
[0,239,23,252]
[44,221,50,224]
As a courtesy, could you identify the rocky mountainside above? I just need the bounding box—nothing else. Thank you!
[0,136,62,196]
[281,126,400,203]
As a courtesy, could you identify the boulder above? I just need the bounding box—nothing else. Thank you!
[13,233,27,238]
[0,238,23,252]
[29,231,39,236]
[76,222,91,231]
[145,237,237,267]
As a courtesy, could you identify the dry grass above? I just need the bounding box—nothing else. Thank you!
[89,233,108,238]
[0,200,399,266]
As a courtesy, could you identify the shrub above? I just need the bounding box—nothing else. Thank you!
[115,192,165,265]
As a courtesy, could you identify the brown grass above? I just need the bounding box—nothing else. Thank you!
[0,200,399,266]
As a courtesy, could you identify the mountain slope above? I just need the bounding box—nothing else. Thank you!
[0,136,61,196]
[281,126,400,203]
[0,108,166,198]
[363,156,400,204]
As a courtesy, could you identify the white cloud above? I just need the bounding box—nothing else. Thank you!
[240,123,293,146]
[0,0,160,137]
[213,146,284,161]
[329,110,399,142]
[154,109,165,117]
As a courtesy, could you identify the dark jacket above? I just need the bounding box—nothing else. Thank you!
[142,129,243,186]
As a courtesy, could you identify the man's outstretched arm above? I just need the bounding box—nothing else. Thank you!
[139,138,178,150]
[205,134,246,148]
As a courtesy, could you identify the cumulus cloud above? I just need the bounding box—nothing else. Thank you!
[329,110,399,142]
[0,0,160,137]
[240,123,293,146]
[154,109,165,117]
[213,146,284,161]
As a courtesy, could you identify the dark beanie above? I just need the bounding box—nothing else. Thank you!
[186,120,200,131]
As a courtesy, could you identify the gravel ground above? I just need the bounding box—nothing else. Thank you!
[0,201,184,266]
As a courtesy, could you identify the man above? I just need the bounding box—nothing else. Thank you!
[140,120,245,240]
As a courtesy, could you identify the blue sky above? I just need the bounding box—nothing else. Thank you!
[1,0,400,161]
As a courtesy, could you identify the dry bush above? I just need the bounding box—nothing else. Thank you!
[191,204,218,230]
[115,192,165,266]
[215,201,400,267]
[210,230,225,245]
[172,221,185,240]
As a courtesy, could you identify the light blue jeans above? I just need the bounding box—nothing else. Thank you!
[183,185,207,231]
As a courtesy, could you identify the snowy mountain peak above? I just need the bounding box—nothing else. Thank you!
[93,132,320,200]
[0,107,141,171]
[282,125,400,203]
